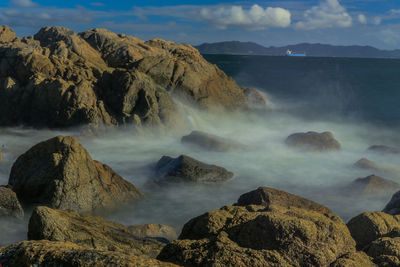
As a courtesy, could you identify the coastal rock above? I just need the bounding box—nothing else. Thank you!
[241,87,268,109]
[0,240,179,267]
[28,206,170,258]
[235,186,332,214]
[285,131,341,151]
[0,149,3,162]
[368,145,400,155]
[0,26,247,129]
[181,130,240,152]
[346,175,400,196]
[8,136,144,212]
[366,237,400,266]
[0,186,24,219]
[383,191,400,215]
[128,224,178,242]
[155,155,233,184]
[353,158,400,178]
[158,189,356,266]
[330,252,375,267]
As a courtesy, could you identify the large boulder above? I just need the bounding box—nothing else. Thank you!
[285,131,341,151]
[128,224,178,242]
[8,136,144,212]
[0,186,23,219]
[346,175,400,196]
[181,131,241,152]
[158,188,359,266]
[383,190,400,215]
[366,237,400,266]
[154,155,233,184]
[0,240,178,267]
[353,158,400,178]
[0,26,247,129]
[235,186,332,214]
[28,206,173,258]
[240,87,269,110]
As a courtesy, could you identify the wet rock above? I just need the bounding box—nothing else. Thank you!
[346,175,400,196]
[158,189,356,266]
[0,186,23,219]
[155,155,233,184]
[28,206,171,258]
[383,190,400,215]
[241,87,269,109]
[368,145,400,155]
[128,224,178,242]
[181,130,240,152]
[8,136,144,212]
[235,186,332,214]
[285,131,341,151]
[0,240,179,267]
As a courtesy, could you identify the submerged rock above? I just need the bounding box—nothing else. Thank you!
[158,188,359,266]
[383,191,400,215]
[8,136,144,212]
[353,158,400,178]
[285,131,341,151]
[155,155,233,184]
[0,240,179,267]
[28,206,171,258]
[181,130,240,152]
[346,175,400,196]
[0,186,23,219]
[368,145,400,155]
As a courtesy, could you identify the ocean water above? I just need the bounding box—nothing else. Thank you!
[1,55,400,244]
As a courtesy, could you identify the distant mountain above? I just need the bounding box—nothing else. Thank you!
[195,41,400,58]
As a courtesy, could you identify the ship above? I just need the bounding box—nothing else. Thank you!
[285,49,307,57]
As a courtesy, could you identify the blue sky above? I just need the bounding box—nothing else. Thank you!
[1,0,400,49]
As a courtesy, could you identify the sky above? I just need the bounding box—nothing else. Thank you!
[1,0,400,49]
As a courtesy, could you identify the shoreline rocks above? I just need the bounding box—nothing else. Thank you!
[181,131,241,152]
[285,131,341,151]
[0,186,24,219]
[346,175,400,196]
[383,191,400,215]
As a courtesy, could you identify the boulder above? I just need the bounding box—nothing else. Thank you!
[353,158,400,178]
[0,149,3,162]
[366,237,400,266]
[235,186,332,214]
[181,131,240,152]
[0,26,16,43]
[285,131,341,151]
[28,206,172,258]
[368,145,400,155]
[8,136,144,212]
[241,87,269,109]
[383,190,400,215]
[128,224,178,242]
[0,186,23,219]
[155,155,233,184]
[0,240,178,267]
[158,189,357,266]
[330,252,375,267]
[346,175,400,196]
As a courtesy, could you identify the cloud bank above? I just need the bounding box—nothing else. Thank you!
[199,4,291,30]
[10,0,37,8]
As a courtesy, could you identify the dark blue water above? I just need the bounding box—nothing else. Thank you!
[204,55,400,125]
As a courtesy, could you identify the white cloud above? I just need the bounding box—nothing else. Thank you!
[10,0,37,8]
[199,4,291,30]
[295,0,352,30]
[358,14,367,24]
[372,17,382,25]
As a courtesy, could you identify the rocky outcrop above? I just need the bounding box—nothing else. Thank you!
[181,130,241,152]
[383,191,400,215]
[0,240,179,267]
[0,186,23,219]
[128,224,178,242]
[235,186,332,214]
[0,149,3,162]
[285,131,341,151]
[368,145,400,155]
[346,175,400,196]
[154,155,233,184]
[158,188,360,266]
[330,252,375,267]
[366,237,400,266]
[353,158,400,178]
[241,87,269,109]
[28,206,172,258]
[0,26,247,129]
[8,136,144,212]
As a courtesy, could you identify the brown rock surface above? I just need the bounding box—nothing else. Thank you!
[0,240,179,267]
[181,130,241,152]
[128,224,178,242]
[8,136,143,212]
[0,149,3,162]
[0,26,247,129]
[346,175,400,196]
[0,186,23,219]
[330,252,375,267]
[285,131,341,151]
[0,26,16,43]
[383,190,400,215]
[366,237,400,266]
[241,87,269,109]
[28,206,171,258]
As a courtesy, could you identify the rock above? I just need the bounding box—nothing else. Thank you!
[353,158,400,178]
[346,175,400,196]
[383,191,400,215]
[154,155,233,184]
[0,149,3,162]
[0,26,247,129]
[0,240,179,267]
[8,136,144,212]
[285,131,341,151]
[28,206,171,258]
[347,211,400,250]
[158,189,356,266]
[0,186,23,219]
[241,87,269,109]
[0,26,16,43]
[368,145,400,155]
[366,237,400,266]
[181,130,240,152]
[128,224,178,242]
[235,186,332,214]
[330,252,375,267]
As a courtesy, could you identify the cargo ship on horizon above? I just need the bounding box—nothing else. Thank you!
[285,49,307,57]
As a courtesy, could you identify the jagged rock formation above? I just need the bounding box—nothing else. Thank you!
[181,130,242,152]
[154,155,233,184]
[128,224,178,243]
[346,175,400,196]
[8,136,144,212]
[28,206,172,258]
[0,186,23,219]
[0,26,247,129]
[285,131,341,151]
[0,240,179,267]
[354,158,400,178]
[157,187,368,266]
